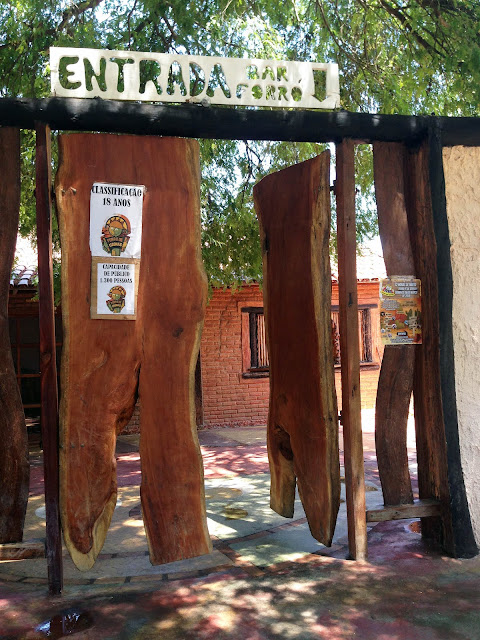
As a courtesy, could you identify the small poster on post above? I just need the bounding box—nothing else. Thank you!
[90,258,139,320]
[90,183,144,259]
[379,276,422,345]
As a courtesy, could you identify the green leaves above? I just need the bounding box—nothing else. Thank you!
[3,0,480,287]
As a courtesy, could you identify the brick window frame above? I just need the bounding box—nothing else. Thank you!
[331,303,380,369]
[240,302,379,377]
[240,304,270,378]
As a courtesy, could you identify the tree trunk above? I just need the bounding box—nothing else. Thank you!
[0,127,29,544]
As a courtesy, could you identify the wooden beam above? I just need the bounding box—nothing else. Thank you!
[0,97,475,145]
[335,139,368,562]
[367,499,441,522]
[35,123,63,595]
[0,539,45,560]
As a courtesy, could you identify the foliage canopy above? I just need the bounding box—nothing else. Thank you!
[2,0,479,284]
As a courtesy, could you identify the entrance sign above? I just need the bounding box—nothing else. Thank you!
[50,47,340,110]
[89,182,144,319]
[379,276,422,345]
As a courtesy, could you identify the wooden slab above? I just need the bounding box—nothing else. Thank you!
[373,142,414,506]
[335,140,368,561]
[253,152,340,547]
[0,127,29,545]
[136,138,211,565]
[366,498,441,522]
[56,133,211,569]
[403,140,454,552]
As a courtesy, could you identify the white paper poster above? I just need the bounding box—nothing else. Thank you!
[90,183,144,259]
[96,262,136,316]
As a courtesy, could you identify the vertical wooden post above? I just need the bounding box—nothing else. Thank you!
[335,139,368,561]
[35,123,63,595]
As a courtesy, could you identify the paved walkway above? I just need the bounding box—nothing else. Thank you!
[1,415,480,639]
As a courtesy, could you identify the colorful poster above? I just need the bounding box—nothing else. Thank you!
[89,183,144,259]
[379,276,422,345]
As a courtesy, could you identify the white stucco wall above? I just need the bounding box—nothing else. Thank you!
[443,146,480,546]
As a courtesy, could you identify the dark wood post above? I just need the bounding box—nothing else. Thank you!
[335,139,368,561]
[35,123,63,595]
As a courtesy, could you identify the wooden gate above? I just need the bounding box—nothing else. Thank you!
[2,106,474,595]
[252,141,454,560]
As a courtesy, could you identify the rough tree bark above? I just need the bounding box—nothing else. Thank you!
[0,127,29,544]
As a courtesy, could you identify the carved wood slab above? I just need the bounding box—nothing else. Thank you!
[253,152,340,546]
[373,142,415,506]
[56,133,211,569]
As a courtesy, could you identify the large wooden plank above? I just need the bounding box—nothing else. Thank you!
[403,140,454,553]
[335,140,368,561]
[36,123,63,594]
[253,152,340,547]
[373,142,415,506]
[56,133,211,569]
[0,127,29,545]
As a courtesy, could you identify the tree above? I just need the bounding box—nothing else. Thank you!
[2,1,479,285]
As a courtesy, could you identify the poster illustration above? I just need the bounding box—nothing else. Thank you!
[90,183,144,259]
[379,276,422,345]
[90,258,139,320]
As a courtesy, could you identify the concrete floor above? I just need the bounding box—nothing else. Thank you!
[1,413,479,639]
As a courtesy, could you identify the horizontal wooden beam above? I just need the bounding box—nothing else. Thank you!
[0,538,45,560]
[366,498,441,522]
[1,97,479,145]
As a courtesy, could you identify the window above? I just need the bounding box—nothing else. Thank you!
[249,308,269,371]
[9,314,63,416]
[331,306,374,365]
[241,306,269,377]
[242,304,376,377]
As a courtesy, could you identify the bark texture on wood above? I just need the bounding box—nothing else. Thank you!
[335,140,368,561]
[373,142,415,506]
[404,140,454,552]
[0,127,29,544]
[56,133,211,569]
[253,152,340,547]
[36,123,63,594]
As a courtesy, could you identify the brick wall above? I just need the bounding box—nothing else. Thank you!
[200,286,269,427]
[8,281,383,432]
[200,281,383,427]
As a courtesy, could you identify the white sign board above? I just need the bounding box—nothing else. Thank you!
[90,182,144,259]
[96,262,136,316]
[50,47,340,110]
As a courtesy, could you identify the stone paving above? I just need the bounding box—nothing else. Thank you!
[1,413,480,638]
